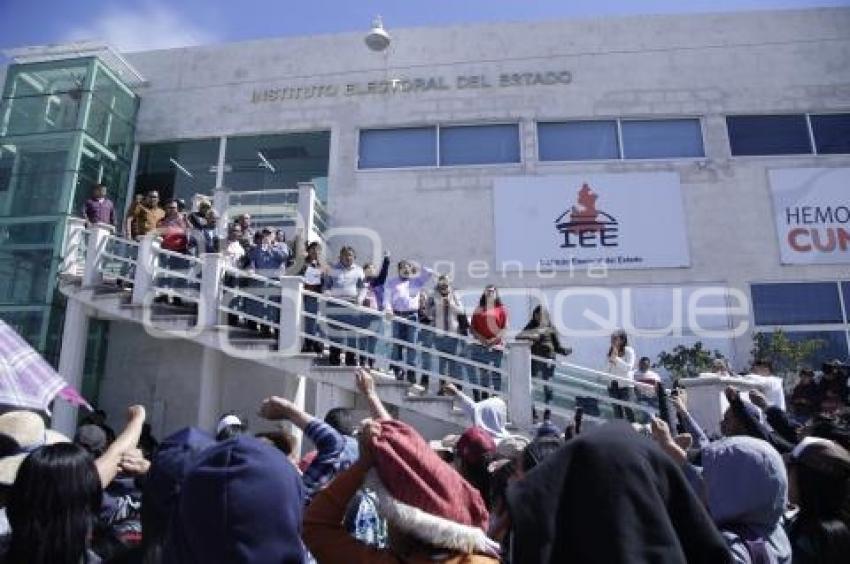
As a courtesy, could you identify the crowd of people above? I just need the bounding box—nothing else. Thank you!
[82,185,550,403]
[1,361,850,564]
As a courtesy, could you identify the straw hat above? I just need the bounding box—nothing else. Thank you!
[0,410,69,485]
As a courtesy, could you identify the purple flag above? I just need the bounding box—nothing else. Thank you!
[0,319,91,413]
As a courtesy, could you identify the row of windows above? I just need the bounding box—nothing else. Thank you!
[359,124,520,168]
[727,114,850,156]
[358,113,850,169]
[751,282,850,326]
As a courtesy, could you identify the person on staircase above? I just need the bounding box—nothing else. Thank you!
[606,328,637,423]
[360,251,391,367]
[516,305,571,420]
[324,246,367,366]
[468,286,508,401]
[244,228,289,335]
[383,260,434,384]
[288,237,327,354]
[155,198,191,305]
[424,275,467,395]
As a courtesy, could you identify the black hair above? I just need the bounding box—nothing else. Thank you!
[255,430,295,456]
[608,329,629,358]
[306,241,321,251]
[522,436,564,473]
[8,443,102,564]
[753,358,774,372]
[790,462,850,563]
[478,285,503,308]
[324,407,355,437]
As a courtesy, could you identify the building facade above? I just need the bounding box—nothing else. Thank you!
[1,7,849,432]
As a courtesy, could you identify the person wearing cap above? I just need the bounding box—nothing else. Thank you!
[215,413,246,441]
[304,418,499,563]
[784,437,850,564]
[454,426,498,505]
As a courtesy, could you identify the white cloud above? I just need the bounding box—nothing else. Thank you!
[64,3,218,52]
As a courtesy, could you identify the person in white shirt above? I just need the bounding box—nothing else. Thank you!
[633,356,662,407]
[323,246,366,366]
[222,225,248,326]
[382,260,434,383]
[745,359,787,411]
[606,329,637,422]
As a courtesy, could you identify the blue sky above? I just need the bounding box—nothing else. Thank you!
[1,0,847,63]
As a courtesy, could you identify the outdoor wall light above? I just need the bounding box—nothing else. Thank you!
[365,15,391,51]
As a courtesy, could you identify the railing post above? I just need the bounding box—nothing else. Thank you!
[506,340,533,430]
[132,236,158,305]
[199,253,226,329]
[60,217,87,278]
[297,182,316,242]
[83,223,114,286]
[278,276,304,355]
[213,187,229,238]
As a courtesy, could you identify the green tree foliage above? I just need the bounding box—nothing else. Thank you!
[751,329,825,379]
[656,342,725,381]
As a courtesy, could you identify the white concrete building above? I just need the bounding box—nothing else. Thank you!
[2,7,849,437]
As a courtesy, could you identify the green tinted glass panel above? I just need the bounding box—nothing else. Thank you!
[1,171,74,216]
[0,249,54,304]
[0,136,75,178]
[0,308,49,350]
[0,219,58,245]
[2,59,92,98]
[0,93,83,136]
[223,132,330,193]
[86,96,135,160]
[92,66,137,122]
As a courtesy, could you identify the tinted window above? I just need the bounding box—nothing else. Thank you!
[726,115,812,156]
[439,124,520,166]
[621,119,704,159]
[537,121,619,161]
[358,127,436,169]
[751,282,843,325]
[811,114,850,155]
[782,331,850,368]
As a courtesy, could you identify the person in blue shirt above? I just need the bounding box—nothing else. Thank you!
[244,229,289,334]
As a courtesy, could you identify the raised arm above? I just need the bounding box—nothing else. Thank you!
[373,253,391,288]
[356,368,391,421]
[95,405,146,488]
[259,396,346,500]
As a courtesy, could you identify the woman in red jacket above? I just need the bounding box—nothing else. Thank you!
[468,285,508,401]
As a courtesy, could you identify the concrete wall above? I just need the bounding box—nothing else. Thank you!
[115,7,850,368]
[93,8,850,421]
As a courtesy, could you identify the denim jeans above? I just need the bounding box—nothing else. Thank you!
[531,358,555,404]
[359,309,383,365]
[417,325,436,389]
[390,312,418,382]
[325,301,359,365]
[468,343,503,399]
[302,294,322,352]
